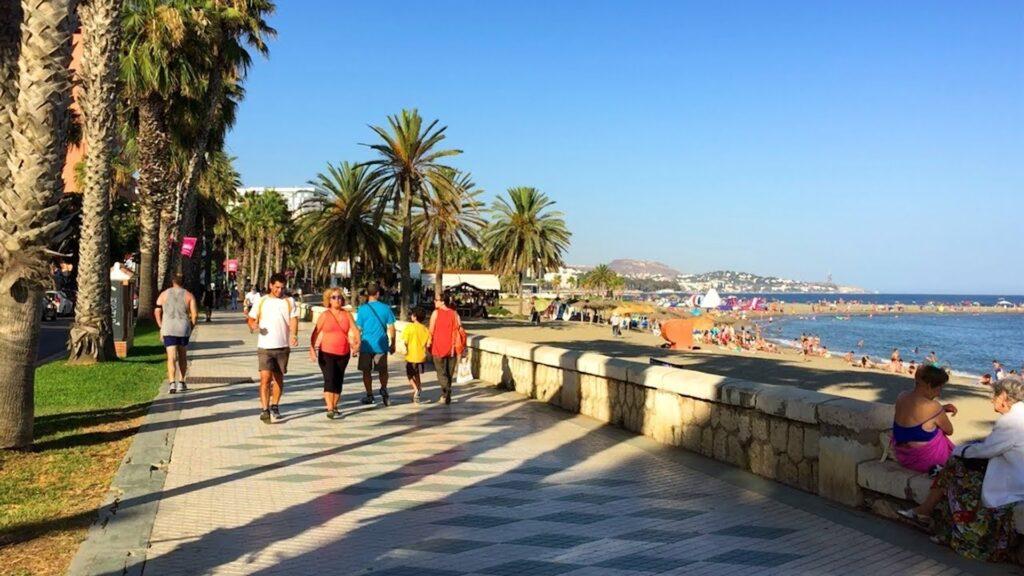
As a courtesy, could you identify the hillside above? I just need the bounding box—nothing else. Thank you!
[607,259,680,278]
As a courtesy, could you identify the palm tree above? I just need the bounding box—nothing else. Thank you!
[196,150,240,298]
[0,0,76,448]
[298,162,396,290]
[364,109,461,318]
[0,0,20,197]
[582,264,620,297]
[69,0,125,364]
[415,169,485,300]
[121,0,207,318]
[483,187,571,316]
[175,1,274,285]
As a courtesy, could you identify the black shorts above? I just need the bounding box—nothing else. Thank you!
[318,351,350,394]
[405,362,424,378]
[257,347,290,374]
[358,352,388,374]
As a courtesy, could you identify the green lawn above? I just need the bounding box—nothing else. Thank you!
[0,322,165,576]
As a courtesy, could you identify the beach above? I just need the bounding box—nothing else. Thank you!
[465,317,1001,443]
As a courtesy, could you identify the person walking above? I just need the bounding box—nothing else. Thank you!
[309,288,359,419]
[243,285,261,316]
[429,294,464,405]
[155,274,198,394]
[401,308,430,403]
[202,283,215,322]
[356,283,396,406]
[247,273,299,423]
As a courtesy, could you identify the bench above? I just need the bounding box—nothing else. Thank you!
[857,459,1024,534]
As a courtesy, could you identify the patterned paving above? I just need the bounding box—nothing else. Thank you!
[138,315,981,575]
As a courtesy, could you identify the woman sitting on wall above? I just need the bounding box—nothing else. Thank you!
[900,375,1024,561]
[892,365,957,474]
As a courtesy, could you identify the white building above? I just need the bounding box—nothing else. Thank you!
[237,186,324,215]
[543,266,588,288]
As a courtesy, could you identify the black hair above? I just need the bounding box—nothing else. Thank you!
[915,364,949,388]
[410,307,424,322]
[269,273,286,286]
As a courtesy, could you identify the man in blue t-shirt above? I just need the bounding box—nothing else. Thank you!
[356,283,396,406]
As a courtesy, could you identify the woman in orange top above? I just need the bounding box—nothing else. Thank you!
[310,288,360,418]
[429,294,462,405]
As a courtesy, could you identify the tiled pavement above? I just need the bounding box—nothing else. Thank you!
[135,313,1000,575]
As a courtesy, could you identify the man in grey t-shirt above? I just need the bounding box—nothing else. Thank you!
[156,274,198,394]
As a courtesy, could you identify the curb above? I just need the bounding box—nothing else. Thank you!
[65,384,182,576]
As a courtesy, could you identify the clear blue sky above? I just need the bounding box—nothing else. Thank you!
[227,0,1023,294]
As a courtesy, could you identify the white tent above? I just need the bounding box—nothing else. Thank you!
[701,288,722,309]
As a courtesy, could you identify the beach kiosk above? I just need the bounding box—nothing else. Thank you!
[110,263,135,358]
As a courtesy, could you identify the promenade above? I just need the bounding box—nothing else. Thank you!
[76,313,1011,575]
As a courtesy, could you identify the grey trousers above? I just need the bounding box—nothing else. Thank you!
[433,355,458,393]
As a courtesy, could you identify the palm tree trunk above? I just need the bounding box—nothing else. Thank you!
[262,235,271,284]
[178,186,198,290]
[135,94,171,319]
[0,0,75,449]
[518,270,526,316]
[157,202,173,290]
[398,177,413,318]
[433,232,445,302]
[0,0,20,196]
[69,0,122,364]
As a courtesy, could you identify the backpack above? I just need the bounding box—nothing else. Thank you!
[248,296,293,331]
[451,311,467,356]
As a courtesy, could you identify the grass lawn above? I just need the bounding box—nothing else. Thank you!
[0,322,165,576]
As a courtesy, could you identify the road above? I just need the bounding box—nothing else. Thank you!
[37,318,71,364]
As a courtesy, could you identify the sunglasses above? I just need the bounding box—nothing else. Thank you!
[330,295,342,300]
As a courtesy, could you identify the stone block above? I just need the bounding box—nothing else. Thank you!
[737,414,751,443]
[576,353,631,381]
[817,398,894,434]
[908,472,933,505]
[559,370,581,413]
[719,407,738,432]
[625,364,679,389]
[754,386,834,424]
[579,374,612,423]
[769,419,788,453]
[857,460,916,501]
[752,414,768,439]
[719,379,764,408]
[658,369,727,401]
[819,435,881,506]
[533,364,562,404]
[713,429,728,461]
[532,346,583,370]
[503,340,539,361]
[798,460,815,492]
[692,401,712,426]
[778,459,800,487]
[701,427,714,457]
[682,424,702,451]
[803,428,820,460]
[787,426,804,463]
[727,436,748,469]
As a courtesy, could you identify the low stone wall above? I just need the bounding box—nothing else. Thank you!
[465,334,893,507]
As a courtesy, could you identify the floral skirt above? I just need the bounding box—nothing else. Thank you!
[931,457,1017,561]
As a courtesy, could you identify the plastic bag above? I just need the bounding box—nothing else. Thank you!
[455,356,473,384]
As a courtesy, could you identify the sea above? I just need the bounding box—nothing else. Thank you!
[744,294,1024,379]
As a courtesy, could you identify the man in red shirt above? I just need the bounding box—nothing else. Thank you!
[428,294,463,405]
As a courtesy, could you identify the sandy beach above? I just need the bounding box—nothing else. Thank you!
[465,317,1000,443]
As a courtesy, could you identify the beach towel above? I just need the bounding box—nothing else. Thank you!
[892,431,955,474]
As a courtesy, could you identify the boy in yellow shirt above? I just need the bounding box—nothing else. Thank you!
[401,308,430,403]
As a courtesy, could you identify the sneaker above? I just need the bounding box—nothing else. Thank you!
[360,395,374,405]
[178,381,188,393]
[412,391,421,404]
[260,409,271,424]
[380,388,390,407]
[169,381,178,394]
[270,405,282,423]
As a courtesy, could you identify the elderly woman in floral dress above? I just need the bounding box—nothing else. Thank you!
[900,375,1024,561]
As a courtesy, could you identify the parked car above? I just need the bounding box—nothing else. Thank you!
[41,296,57,321]
[45,290,74,316]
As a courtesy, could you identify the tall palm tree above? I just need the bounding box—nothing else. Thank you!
[298,162,396,290]
[0,0,20,197]
[364,109,461,318]
[483,187,571,315]
[0,0,76,449]
[196,150,240,296]
[415,169,485,301]
[176,1,274,285]
[69,0,125,364]
[582,264,620,297]
[121,0,207,318]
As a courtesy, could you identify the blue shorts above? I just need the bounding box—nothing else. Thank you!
[163,335,190,347]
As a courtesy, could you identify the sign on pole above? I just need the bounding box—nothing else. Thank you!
[180,237,197,258]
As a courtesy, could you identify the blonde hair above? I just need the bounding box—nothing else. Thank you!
[322,287,345,309]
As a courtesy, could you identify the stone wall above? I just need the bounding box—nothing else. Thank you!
[465,334,894,507]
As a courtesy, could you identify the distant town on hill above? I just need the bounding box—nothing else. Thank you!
[571,259,867,293]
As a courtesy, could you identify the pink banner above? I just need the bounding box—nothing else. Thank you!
[180,237,197,258]
[224,259,239,272]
